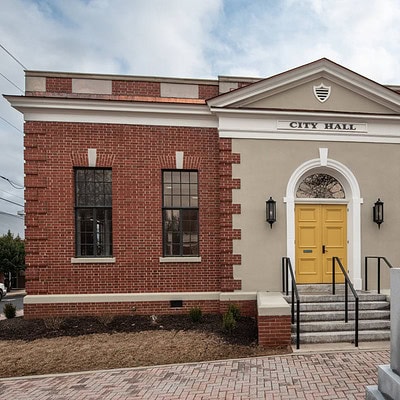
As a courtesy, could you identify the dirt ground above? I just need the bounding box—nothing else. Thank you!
[0,314,291,378]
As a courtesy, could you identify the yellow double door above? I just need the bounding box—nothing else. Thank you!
[295,204,347,284]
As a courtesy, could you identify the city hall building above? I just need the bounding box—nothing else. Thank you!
[6,58,400,346]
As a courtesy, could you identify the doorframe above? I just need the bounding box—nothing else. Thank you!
[284,152,363,289]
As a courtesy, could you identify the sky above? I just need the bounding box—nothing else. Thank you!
[1,0,400,227]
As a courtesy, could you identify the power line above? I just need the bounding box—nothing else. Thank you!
[0,175,24,189]
[0,71,24,93]
[0,116,23,134]
[0,197,24,207]
[0,188,24,201]
[0,43,27,70]
[0,210,23,219]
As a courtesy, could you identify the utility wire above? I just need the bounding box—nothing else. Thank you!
[0,210,24,219]
[0,71,24,93]
[0,196,24,207]
[0,115,23,134]
[0,188,24,201]
[0,175,24,189]
[0,43,27,70]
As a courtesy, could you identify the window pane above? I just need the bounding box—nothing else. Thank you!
[190,172,198,183]
[190,196,198,207]
[104,170,112,182]
[181,171,190,183]
[75,168,112,257]
[172,195,181,207]
[296,173,345,199]
[172,183,181,196]
[162,171,199,256]
[163,171,172,183]
[172,171,181,183]
[181,196,190,207]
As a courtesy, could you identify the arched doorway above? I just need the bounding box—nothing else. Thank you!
[295,174,346,283]
[285,152,362,289]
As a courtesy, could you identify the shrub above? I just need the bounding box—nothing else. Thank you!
[97,315,114,327]
[222,310,237,334]
[189,307,202,323]
[3,303,16,319]
[44,316,64,330]
[227,304,241,321]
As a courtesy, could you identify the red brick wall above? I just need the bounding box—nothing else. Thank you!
[112,80,160,96]
[199,84,219,99]
[24,122,227,297]
[46,77,72,93]
[24,300,221,318]
[219,139,242,291]
[257,315,292,347]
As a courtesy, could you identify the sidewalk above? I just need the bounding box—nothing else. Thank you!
[0,343,390,399]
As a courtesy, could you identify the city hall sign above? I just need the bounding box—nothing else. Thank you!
[277,120,367,133]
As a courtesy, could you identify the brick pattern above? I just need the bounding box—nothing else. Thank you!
[112,80,160,97]
[257,315,292,347]
[25,300,221,318]
[219,139,242,291]
[46,77,72,93]
[24,122,223,305]
[198,84,219,99]
[0,350,390,399]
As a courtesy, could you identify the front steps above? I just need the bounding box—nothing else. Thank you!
[284,285,390,345]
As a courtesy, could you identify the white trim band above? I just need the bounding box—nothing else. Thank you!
[71,257,116,264]
[24,291,258,304]
[159,257,201,263]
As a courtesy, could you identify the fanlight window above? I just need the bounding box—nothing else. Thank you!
[296,173,345,199]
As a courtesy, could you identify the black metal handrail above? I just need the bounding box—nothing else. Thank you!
[282,257,300,349]
[365,256,393,294]
[332,256,359,347]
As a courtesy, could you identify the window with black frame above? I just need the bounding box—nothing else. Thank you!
[75,168,112,257]
[162,170,199,257]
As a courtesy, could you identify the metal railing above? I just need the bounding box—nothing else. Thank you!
[332,257,359,347]
[364,256,393,294]
[282,257,300,349]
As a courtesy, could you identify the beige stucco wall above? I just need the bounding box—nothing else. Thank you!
[232,138,400,291]
[248,78,396,114]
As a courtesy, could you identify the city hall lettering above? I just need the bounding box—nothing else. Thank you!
[277,120,367,132]
[290,122,355,130]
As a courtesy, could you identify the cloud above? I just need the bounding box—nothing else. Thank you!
[208,0,400,82]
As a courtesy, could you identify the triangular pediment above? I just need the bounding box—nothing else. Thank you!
[208,59,400,115]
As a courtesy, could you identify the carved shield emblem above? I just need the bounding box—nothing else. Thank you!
[313,83,331,103]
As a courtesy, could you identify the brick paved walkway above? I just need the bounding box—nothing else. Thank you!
[0,349,389,399]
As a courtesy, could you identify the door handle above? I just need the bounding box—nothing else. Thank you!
[322,245,327,254]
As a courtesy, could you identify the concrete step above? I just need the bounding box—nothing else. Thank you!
[294,330,390,344]
[299,309,390,322]
[284,293,388,303]
[296,284,346,294]
[295,319,391,333]
[298,301,389,312]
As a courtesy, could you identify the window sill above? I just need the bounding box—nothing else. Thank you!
[159,256,201,263]
[71,257,116,264]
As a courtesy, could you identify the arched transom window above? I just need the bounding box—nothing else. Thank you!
[296,173,345,199]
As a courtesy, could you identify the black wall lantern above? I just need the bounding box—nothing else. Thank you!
[373,198,384,229]
[266,197,276,228]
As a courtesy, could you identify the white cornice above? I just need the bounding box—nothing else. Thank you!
[208,59,400,111]
[213,108,400,143]
[5,96,218,128]
[210,106,400,121]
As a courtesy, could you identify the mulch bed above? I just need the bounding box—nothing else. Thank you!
[0,314,258,345]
